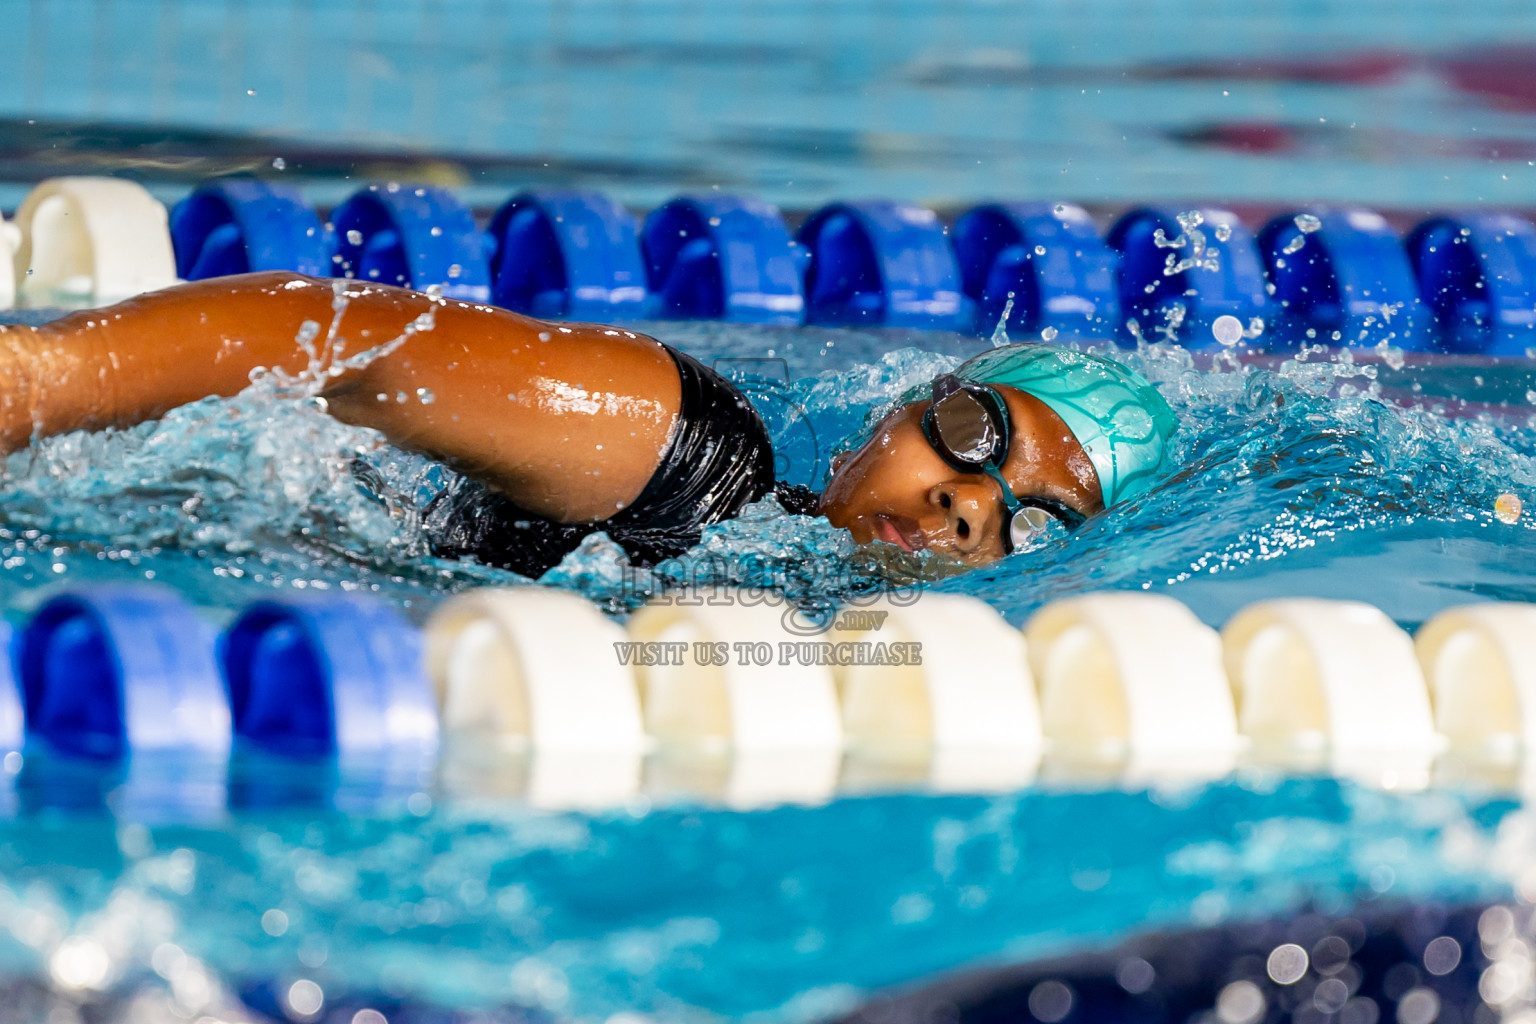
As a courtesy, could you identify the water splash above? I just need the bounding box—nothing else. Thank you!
[1155,211,1222,276]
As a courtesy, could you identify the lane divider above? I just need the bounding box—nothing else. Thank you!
[0,622,20,753]
[10,177,178,305]
[1416,603,1536,760]
[627,595,844,752]
[1108,206,1270,348]
[17,588,227,760]
[3,585,1534,764]
[9,173,1536,355]
[796,199,964,330]
[0,211,17,310]
[222,595,438,758]
[486,189,647,321]
[330,183,490,301]
[1258,206,1429,349]
[833,593,1040,755]
[1024,592,1237,759]
[171,179,334,280]
[952,201,1121,341]
[1406,213,1536,356]
[424,587,644,752]
[641,194,804,324]
[0,584,1535,804]
[1222,599,1439,756]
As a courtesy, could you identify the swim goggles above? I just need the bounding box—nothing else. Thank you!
[921,374,1083,554]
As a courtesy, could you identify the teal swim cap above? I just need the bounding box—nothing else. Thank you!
[955,344,1177,506]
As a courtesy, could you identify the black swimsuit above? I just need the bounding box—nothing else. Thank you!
[421,346,783,578]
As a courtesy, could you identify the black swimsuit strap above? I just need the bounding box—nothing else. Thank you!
[608,347,776,531]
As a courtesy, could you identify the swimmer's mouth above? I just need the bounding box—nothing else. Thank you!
[871,514,924,553]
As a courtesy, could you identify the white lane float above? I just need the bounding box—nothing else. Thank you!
[832,592,1040,792]
[627,595,843,752]
[11,176,178,306]
[1023,592,1239,765]
[424,587,646,753]
[1416,602,1536,760]
[627,594,843,804]
[0,211,18,309]
[424,587,646,809]
[1221,599,1441,781]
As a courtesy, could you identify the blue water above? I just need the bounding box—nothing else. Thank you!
[0,310,1531,1018]
[4,0,1536,211]
[6,1,1536,1016]
[0,771,1522,1021]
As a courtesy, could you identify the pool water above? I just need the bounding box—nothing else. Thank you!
[0,309,1531,1019]
[6,1,1536,1017]
[0,771,1525,1022]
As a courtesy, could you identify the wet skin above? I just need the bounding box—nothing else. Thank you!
[816,389,1105,566]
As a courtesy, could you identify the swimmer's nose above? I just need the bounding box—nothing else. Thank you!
[929,481,996,555]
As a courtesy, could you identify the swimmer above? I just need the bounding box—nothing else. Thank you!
[0,272,1176,574]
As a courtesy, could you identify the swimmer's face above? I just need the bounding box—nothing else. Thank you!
[818,384,1104,566]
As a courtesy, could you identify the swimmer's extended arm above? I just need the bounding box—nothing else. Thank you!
[0,272,683,522]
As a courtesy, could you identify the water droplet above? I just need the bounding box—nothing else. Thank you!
[1215,224,1232,242]
[447,264,463,278]
[1267,943,1309,984]
[1295,213,1322,233]
[1495,493,1523,524]
[1028,981,1074,1024]
[1034,244,1047,256]
[1212,315,1244,347]
[1283,234,1307,255]
[1053,203,1067,216]
[430,226,442,237]
[287,979,325,1018]
[416,388,435,405]
[271,156,286,170]
[346,229,364,247]
[1040,326,1058,342]
[1217,980,1266,1024]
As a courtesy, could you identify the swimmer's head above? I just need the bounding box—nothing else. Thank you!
[818,344,1176,566]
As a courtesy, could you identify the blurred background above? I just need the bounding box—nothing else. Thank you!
[2,0,1536,214]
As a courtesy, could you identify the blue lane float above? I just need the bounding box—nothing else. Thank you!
[170,179,334,280]
[1405,213,1536,356]
[17,589,228,760]
[0,622,20,754]
[486,189,648,321]
[331,184,491,301]
[952,201,1120,340]
[1258,207,1427,350]
[797,200,963,330]
[1107,207,1270,349]
[221,594,438,759]
[641,195,804,324]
